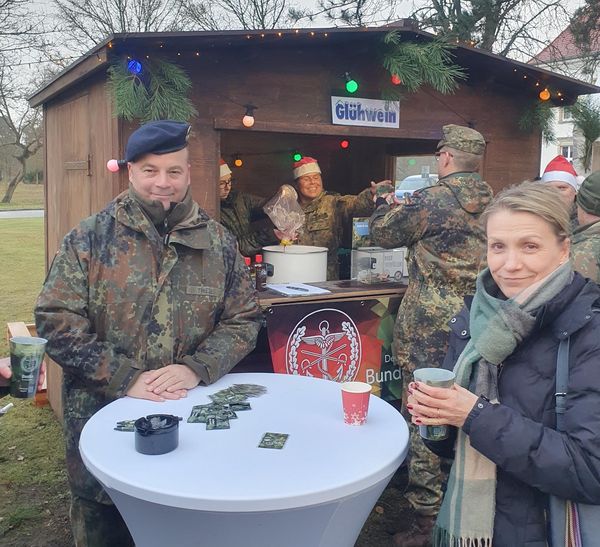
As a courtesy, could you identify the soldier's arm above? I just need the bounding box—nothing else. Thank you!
[335,187,375,220]
[34,228,143,399]
[181,232,263,384]
[571,244,600,284]
[369,192,429,249]
[237,193,278,255]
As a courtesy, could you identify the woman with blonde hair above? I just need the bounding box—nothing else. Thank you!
[407,182,600,546]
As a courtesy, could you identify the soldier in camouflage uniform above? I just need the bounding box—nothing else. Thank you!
[35,121,262,547]
[571,171,600,282]
[219,159,278,257]
[291,156,392,280]
[369,125,493,547]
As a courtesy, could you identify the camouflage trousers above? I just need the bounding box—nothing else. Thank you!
[401,371,448,518]
[70,494,134,547]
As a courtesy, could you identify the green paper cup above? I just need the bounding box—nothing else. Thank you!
[413,368,455,441]
[9,337,47,399]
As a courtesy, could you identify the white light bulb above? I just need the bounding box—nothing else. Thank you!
[242,115,255,128]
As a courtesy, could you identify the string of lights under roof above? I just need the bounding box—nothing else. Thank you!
[511,67,566,103]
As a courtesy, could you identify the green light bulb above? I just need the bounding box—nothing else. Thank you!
[345,79,358,93]
[293,153,302,161]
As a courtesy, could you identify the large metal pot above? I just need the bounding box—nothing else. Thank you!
[262,245,328,284]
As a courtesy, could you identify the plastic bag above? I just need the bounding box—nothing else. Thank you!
[263,185,305,246]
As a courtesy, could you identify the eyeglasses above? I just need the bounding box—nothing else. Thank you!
[435,150,454,161]
[219,178,234,188]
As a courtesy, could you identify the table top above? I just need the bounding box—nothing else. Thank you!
[80,373,408,512]
[258,280,406,306]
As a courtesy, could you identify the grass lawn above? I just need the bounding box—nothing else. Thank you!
[0,182,44,211]
[0,216,72,546]
[0,218,45,357]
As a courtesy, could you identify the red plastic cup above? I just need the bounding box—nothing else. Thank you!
[341,381,372,425]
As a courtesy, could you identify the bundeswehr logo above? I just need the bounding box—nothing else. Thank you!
[286,308,362,382]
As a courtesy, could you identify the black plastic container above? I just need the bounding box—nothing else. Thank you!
[134,414,180,455]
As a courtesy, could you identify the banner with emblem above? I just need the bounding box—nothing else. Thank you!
[264,297,402,402]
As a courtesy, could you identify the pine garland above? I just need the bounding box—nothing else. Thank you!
[518,100,555,144]
[107,57,197,122]
[381,33,466,99]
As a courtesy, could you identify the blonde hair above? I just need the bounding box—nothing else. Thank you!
[481,181,570,240]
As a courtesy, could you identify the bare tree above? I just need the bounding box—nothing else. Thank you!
[0,63,43,203]
[412,0,571,58]
[53,0,190,51]
[182,0,291,30]
[289,0,397,27]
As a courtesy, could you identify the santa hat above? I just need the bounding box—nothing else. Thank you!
[220,159,232,179]
[541,155,578,190]
[293,157,321,179]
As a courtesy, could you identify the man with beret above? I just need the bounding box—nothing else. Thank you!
[289,156,393,280]
[35,120,262,546]
[571,171,600,282]
[369,124,493,547]
[219,159,278,257]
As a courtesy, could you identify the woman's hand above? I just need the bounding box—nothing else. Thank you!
[406,381,479,428]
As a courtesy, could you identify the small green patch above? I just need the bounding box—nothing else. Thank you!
[0,504,43,537]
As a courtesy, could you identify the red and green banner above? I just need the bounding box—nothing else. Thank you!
[265,297,402,402]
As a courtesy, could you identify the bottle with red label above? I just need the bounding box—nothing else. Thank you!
[243,256,255,286]
[254,254,267,292]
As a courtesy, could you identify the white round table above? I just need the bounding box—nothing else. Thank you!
[80,372,408,547]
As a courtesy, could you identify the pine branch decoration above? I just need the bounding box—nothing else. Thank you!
[107,58,197,122]
[518,100,555,144]
[381,33,466,99]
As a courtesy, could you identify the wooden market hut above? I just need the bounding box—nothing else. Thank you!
[29,21,599,413]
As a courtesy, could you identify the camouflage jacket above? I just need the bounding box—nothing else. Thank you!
[220,189,278,257]
[35,190,262,420]
[297,189,374,280]
[571,219,600,283]
[369,172,493,372]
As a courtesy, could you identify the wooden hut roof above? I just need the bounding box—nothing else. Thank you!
[30,22,600,108]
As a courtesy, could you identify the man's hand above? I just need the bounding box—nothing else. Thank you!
[369,180,394,195]
[127,369,189,402]
[144,364,200,395]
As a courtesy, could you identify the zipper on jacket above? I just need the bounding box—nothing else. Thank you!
[163,218,170,245]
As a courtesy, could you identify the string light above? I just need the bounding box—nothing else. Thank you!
[391,74,402,85]
[234,155,243,168]
[340,139,349,149]
[293,152,302,161]
[127,59,142,74]
[344,72,358,94]
[242,104,257,128]
[539,88,550,101]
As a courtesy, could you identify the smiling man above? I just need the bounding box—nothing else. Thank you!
[291,156,392,280]
[35,120,262,546]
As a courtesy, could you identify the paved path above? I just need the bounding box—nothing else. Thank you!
[0,210,44,219]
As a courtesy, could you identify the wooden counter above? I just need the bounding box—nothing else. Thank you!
[257,280,407,307]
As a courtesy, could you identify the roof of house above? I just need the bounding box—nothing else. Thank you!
[530,26,600,64]
[30,23,600,108]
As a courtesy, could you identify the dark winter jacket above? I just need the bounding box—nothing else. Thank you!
[427,272,600,546]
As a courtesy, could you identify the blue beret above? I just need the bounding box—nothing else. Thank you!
[125,120,191,162]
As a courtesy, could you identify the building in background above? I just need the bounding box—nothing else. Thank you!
[531,26,600,176]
